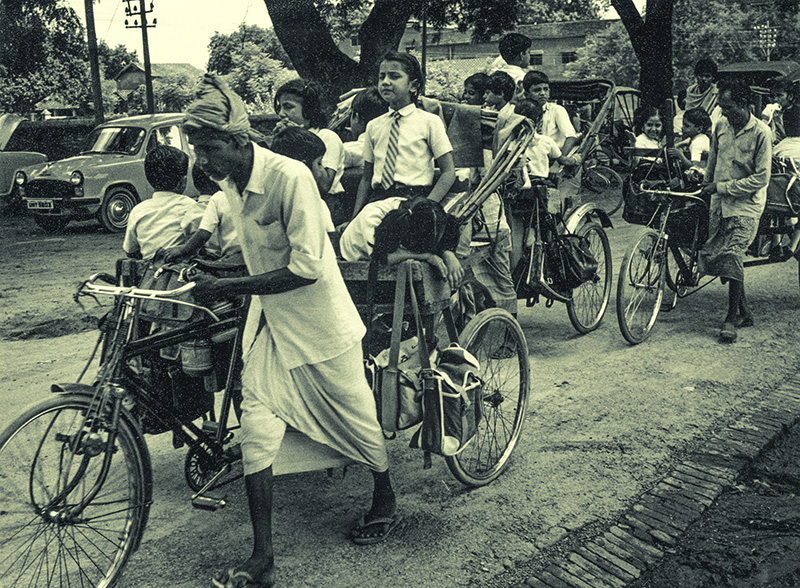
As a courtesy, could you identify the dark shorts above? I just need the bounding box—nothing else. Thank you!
[368,184,430,204]
[698,213,759,282]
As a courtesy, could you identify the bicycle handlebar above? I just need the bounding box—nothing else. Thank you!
[638,184,705,204]
[78,273,222,322]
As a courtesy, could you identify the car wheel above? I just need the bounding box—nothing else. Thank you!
[33,215,69,233]
[99,187,138,233]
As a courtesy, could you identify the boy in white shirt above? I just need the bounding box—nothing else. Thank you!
[123,145,203,261]
[494,33,531,103]
[343,87,388,169]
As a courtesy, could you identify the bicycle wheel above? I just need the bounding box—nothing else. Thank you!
[567,222,613,334]
[581,164,624,216]
[616,228,666,345]
[0,394,152,588]
[446,309,529,487]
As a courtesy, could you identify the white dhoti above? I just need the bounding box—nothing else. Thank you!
[239,324,389,476]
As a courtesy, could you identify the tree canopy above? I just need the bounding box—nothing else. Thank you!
[261,0,612,103]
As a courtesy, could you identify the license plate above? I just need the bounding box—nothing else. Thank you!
[27,200,54,210]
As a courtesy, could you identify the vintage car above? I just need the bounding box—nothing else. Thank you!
[15,113,199,233]
[0,114,47,209]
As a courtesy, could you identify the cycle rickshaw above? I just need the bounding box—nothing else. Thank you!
[547,79,639,217]
[0,111,569,587]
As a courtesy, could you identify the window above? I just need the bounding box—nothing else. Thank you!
[561,52,578,64]
[531,53,543,66]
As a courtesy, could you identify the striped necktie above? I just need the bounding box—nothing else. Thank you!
[380,111,402,190]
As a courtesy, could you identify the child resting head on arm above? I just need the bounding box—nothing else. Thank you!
[340,197,464,289]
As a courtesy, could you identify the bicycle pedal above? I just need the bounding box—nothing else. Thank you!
[192,495,227,511]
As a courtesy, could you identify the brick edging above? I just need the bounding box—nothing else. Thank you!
[519,376,800,588]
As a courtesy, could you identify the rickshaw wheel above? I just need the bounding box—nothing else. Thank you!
[616,228,665,345]
[446,309,529,487]
[581,164,624,216]
[567,222,612,334]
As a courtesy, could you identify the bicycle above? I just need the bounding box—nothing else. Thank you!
[0,250,531,586]
[581,159,625,216]
[505,179,614,334]
[0,267,249,588]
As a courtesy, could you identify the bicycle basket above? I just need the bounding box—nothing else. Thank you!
[622,168,662,226]
[665,202,708,249]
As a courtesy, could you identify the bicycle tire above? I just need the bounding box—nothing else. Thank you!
[616,228,666,345]
[581,164,624,216]
[0,393,152,588]
[446,309,530,487]
[567,222,613,334]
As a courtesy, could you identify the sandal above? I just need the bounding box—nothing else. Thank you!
[719,321,737,343]
[351,514,402,545]
[212,567,275,588]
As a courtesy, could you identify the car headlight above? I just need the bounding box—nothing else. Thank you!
[15,171,26,186]
[70,171,84,186]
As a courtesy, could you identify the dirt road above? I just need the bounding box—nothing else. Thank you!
[2,210,799,588]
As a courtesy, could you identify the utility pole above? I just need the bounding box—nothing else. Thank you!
[123,0,157,114]
[755,22,778,62]
[84,0,104,124]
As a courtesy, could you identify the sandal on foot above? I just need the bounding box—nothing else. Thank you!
[719,321,737,343]
[351,514,401,545]
[212,567,275,588]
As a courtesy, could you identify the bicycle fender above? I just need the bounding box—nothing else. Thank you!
[51,382,96,395]
[565,204,613,232]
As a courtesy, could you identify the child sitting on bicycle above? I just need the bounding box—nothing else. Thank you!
[669,107,712,183]
[506,99,563,268]
[633,106,665,165]
[123,145,204,261]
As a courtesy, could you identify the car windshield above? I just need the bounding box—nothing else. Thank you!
[82,127,146,155]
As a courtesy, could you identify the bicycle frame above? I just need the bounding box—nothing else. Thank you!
[73,275,247,504]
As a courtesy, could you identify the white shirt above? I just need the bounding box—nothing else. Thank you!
[123,191,204,260]
[339,197,406,261]
[525,133,561,179]
[541,102,577,151]
[363,103,452,188]
[198,190,241,258]
[688,134,710,164]
[343,133,365,168]
[311,127,345,194]
[218,143,365,369]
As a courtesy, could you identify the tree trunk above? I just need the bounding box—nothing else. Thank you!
[611,0,674,109]
[263,0,415,105]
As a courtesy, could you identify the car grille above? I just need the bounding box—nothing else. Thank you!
[25,180,74,200]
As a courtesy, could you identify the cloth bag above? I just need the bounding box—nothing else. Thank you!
[410,343,482,457]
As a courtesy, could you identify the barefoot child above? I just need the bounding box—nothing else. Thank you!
[352,51,455,217]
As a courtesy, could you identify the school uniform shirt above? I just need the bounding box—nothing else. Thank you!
[363,103,453,189]
[122,191,204,260]
[198,190,241,258]
[705,113,772,219]
[343,133,366,168]
[541,102,578,151]
[339,197,406,261]
[310,127,345,194]
[525,133,561,179]
[688,134,710,163]
[217,143,365,370]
